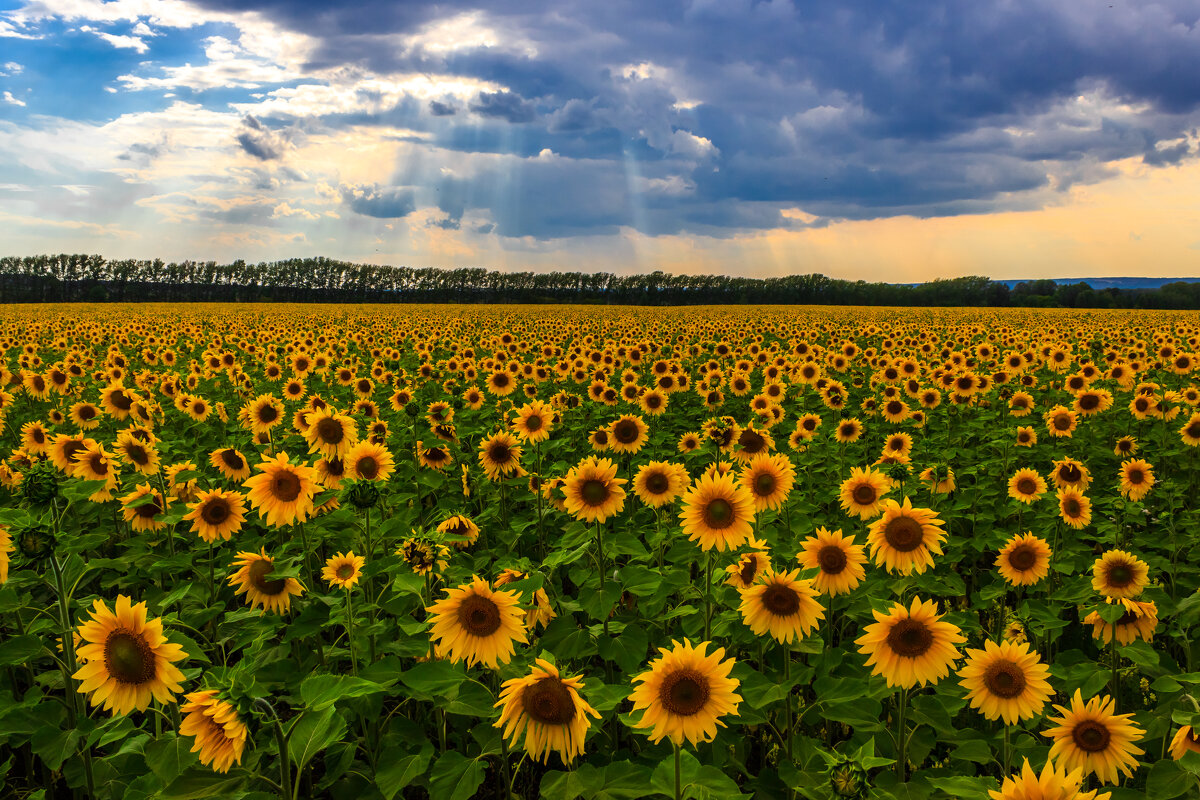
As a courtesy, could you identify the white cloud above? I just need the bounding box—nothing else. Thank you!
[0,20,39,38]
[271,201,318,220]
[670,129,718,159]
[0,62,23,75]
[80,25,149,52]
[2,91,26,107]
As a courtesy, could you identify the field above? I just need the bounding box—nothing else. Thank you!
[1,303,1199,800]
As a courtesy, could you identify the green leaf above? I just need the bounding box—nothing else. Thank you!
[287,706,347,771]
[144,733,194,785]
[1147,758,1194,799]
[0,635,44,666]
[31,726,80,771]
[299,674,387,709]
[428,751,486,800]
[158,768,248,798]
[399,660,466,699]
[649,749,749,800]
[596,623,648,676]
[376,745,433,800]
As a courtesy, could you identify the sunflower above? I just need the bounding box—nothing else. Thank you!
[679,470,755,552]
[478,431,525,482]
[1050,457,1091,491]
[243,452,319,527]
[732,424,773,462]
[633,460,688,508]
[416,440,454,471]
[1091,550,1149,599]
[426,576,527,668]
[1112,435,1137,458]
[69,401,102,430]
[100,384,138,419]
[1043,690,1145,785]
[512,400,554,443]
[495,658,600,764]
[345,441,396,482]
[120,485,172,532]
[838,466,891,519]
[20,420,49,454]
[113,430,160,475]
[562,457,627,522]
[794,413,822,440]
[179,690,248,774]
[486,369,518,397]
[303,407,359,460]
[1169,726,1200,761]
[322,551,365,590]
[855,597,965,689]
[989,759,1112,800]
[438,514,480,549]
[1057,486,1092,529]
[207,447,250,482]
[834,418,864,443]
[608,414,650,454]
[72,595,187,715]
[1179,412,1200,446]
[397,537,450,577]
[0,525,12,584]
[628,639,742,747]
[638,388,668,416]
[739,453,794,512]
[738,568,824,644]
[183,489,246,543]
[1117,459,1154,502]
[724,539,772,589]
[1043,405,1077,438]
[1015,426,1037,447]
[867,498,946,575]
[1073,388,1113,417]
[1084,598,1158,645]
[493,568,556,630]
[958,640,1053,725]
[244,394,285,435]
[678,431,702,452]
[796,526,867,596]
[995,533,1052,587]
[228,549,305,614]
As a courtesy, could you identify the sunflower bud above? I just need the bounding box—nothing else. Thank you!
[828,757,869,798]
[21,462,59,507]
[885,464,909,484]
[17,527,55,562]
[344,480,380,510]
[403,402,420,418]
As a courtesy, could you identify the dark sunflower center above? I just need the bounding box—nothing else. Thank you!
[110,390,132,410]
[221,449,244,470]
[1106,564,1133,587]
[803,418,817,431]
[104,630,156,684]
[316,417,344,444]
[249,559,287,594]
[1064,499,1081,516]
[457,594,502,637]
[581,478,610,506]
[739,557,758,585]
[522,677,577,725]
[1079,394,1099,410]
[754,473,776,497]
[888,437,905,451]
[88,453,108,475]
[1053,414,1072,430]
[886,619,934,658]
[1116,610,1139,626]
[336,564,354,579]
[272,470,302,502]
[1059,464,1082,483]
[325,458,345,476]
[425,447,448,463]
[79,405,96,420]
[883,516,924,552]
[740,431,765,452]
[645,472,670,494]
[1018,431,1030,442]
[852,484,877,505]
[705,498,734,529]
[1187,423,1200,439]
[983,659,1026,698]
[1007,544,1038,572]
[127,445,149,465]
[613,420,639,443]
[761,584,801,616]
[1016,477,1037,495]
[135,497,162,518]
[525,415,543,431]
[659,669,710,717]
[488,444,512,464]
[817,544,848,574]
[258,404,278,423]
[356,457,379,480]
[1127,469,1144,485]
[493,373,510,387]
[1072,720,1111,753]
[201,498,230,525]
[839,424,856,437]
[887,401,903,415]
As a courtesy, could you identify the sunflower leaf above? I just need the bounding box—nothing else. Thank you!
[287,706,347,772]
[300,674,388,709]
[428,751,485,800]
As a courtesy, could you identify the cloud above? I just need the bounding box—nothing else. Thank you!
[341,183,417,218]
[429,99,456,116]
[468,91,536,123]
[2,91,26,107]
[235,114,294,161]
[79,24,149,53]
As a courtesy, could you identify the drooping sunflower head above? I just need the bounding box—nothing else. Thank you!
[1169,726,1200,761]
[628,639,742,747]
[426,575,528,669]
[855,596,965,689]
[678,470,755,552]
[437,513,480,549]
[958,639,1053,725]
[179,690,248,774]
[738,568,825,644]
[995,532,1052,586]
[1083,597,1158,646]
[228,548,305,614]
[494,658,601,764]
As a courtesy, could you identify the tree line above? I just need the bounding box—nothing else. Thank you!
[1,254,1198,308]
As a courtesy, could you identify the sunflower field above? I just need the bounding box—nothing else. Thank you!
[2,303,1200,800]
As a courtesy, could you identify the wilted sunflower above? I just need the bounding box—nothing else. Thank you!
[494,658,600,764]
[345,441,396,482]
[633,460,688,508]
[243,452,319,527]
[209,447,251,481]
[478,431,525,482]
[228,549,305,614]
[72,595,187,715]
[958,640,1053,725]
[1084,598,1158,645]
[679,470,755,552]
[1092,550,1148,599]
[1117,459,1154,502]
[739,452,794,512]
[303,407,358,459]
[989,759,1112,800]
[995,532,1052,586]
[838,466,890,519]
[1056,486,1092,529]
[437,514,480,548]
[426,576,528,668]
[796,527,867,596]
[179,690,248,774]
[628,639,742,747]
[1169,726,1200,760]
[322,551,365,590]
[856,596,965,689]
[867,498,946,575]
[183,489,246,543]
[120,484,171,532]
[738,568,824,644]
[1043,690,1145,785]
[562,457,627,522]
[724,538,772,589]
[396,536,450,576]
[512,400,553,443]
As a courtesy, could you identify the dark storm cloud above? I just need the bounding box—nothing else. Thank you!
[187,0,1200,237]
[341,184,417,218]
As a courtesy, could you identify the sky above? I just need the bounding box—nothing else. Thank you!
[0,0,1199,282]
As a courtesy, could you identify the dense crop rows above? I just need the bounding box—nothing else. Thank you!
[1,304,1199,800]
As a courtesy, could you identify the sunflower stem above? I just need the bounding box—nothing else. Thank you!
[783,643,794,763]
[673,741,682,800]
[1002,724,1012,776]
[703,550,713,642]
[895,688,908,781]
[1110,638,1120,713]
[346,589,358,677]
[48,552,96,799]
[298,522,317,596]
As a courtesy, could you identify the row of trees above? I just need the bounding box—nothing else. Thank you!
[0,254,1197,308]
